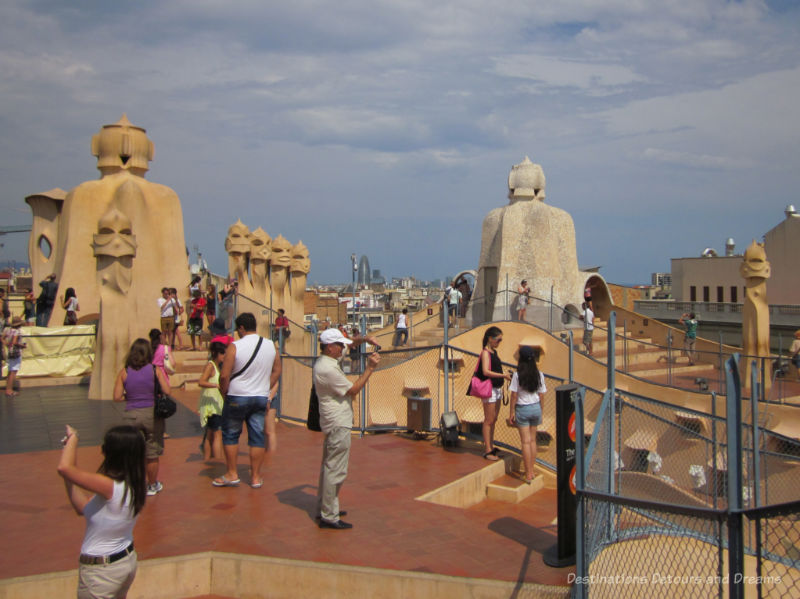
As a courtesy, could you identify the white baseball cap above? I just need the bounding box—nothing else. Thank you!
[319,328,353,345]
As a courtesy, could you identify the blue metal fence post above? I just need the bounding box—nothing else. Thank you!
[568,330,574,384]
[607,312,616,495]
[575,386,587,599]
[725,354,744,599]
[751,361,761,509]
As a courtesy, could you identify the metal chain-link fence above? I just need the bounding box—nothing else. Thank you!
[577,359,800,598]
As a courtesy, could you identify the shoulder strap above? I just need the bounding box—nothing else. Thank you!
[230,336,264,380]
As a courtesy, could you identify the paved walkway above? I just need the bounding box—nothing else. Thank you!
[0,384,572,591]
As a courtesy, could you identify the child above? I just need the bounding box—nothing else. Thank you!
[507,346,546,484]
[2,317,26,397]
[198,341,226,461]
[188,289,207,351]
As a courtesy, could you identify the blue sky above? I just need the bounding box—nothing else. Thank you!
[1,1,799,286]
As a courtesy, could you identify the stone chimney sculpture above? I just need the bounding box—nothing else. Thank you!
[467,157,607,326]
[25,115,191,398]
[740,240,771,393]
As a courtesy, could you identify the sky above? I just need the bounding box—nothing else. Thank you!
[1,0,799,286]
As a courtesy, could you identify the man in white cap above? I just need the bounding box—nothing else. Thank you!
[314,327,380,529]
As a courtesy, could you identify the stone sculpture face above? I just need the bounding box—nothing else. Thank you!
[225,220,252,255]
[92,206,137,294]
[290,241,310,274]
[249,227,272,264]
[92,207,137,259]
[270,235,292,268]
[740,240,771,280]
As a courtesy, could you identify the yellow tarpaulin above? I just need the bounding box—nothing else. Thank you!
[3,325,95,378]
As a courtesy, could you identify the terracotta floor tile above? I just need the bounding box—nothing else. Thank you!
[0,386,573,591]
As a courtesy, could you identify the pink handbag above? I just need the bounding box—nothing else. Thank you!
[467,353,493,399]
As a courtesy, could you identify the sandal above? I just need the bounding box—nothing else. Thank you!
[483,452,499,461]
[211,475,241,487]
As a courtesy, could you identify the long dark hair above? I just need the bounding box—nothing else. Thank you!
[209,341,227,360]
[149,328,162,353]
[482,326,503,350]
[64,287,76,301]
[125,338,153,370]
[99,425,147,515]
[517,347,542,393]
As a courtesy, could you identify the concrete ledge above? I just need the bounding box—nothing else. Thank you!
[487,474,545,503]
[0,551,571,599]
[415,459,505,508]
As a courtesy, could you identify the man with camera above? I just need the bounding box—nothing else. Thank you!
[313,328,380,529]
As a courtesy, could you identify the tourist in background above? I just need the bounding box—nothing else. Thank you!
[507,346,546,484]
[209,317,234,346]
[2,317,26,398]
[205,284,217,327]
[57,424,146,599]
[517,280,530,322]
[158,287,177,350]
[36,273,58,326]
[314,328,380,529]
[189,274,202,296]
[580,302,595,356]
[679,312,698,365]
[447,282,462,327]
[188,289,207,351]
[0,288,9,330]
[789,330,800,381]
[198,341,226,461]
[273,308,290,342]
[23,290,36,325]
[393,308,409,347]
[170,288,185,350]
[113,338,171,496]
[476,326,511,461]
[149,328,175,388]
[62,287,80,325]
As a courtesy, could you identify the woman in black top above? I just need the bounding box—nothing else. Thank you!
[478,326,511,460]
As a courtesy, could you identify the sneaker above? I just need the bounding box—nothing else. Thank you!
[147,481,163,496]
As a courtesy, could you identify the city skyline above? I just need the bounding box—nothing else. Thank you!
[1,2,799,287]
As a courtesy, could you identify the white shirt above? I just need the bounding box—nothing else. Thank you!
[313,355,354,433]
[509,371,546,405]
[397,313,408,329]
[228,334,275,397]
[81,480,136,556]
[158,297,174,317]
[584,307,594,331]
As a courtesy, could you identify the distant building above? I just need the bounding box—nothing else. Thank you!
[670,206,799,305]
[358,255,371,287]
[651,272,672,288]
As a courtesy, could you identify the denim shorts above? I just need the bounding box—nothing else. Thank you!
[515,402,542,427]
[269,391,280,412]
[221,395,268,447]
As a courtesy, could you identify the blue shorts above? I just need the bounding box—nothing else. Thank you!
[221,395,268,447]
[515,403,542,427]
[269,391,280,413]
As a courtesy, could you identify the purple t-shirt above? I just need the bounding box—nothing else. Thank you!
[125,366,155,409]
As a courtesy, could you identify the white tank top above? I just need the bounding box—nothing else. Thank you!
[228,334,275,396]
[397,314,408,329]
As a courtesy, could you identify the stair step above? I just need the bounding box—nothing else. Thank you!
[486,473,545,503]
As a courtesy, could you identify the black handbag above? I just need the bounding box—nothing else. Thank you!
[153,366,177,419]
[306,384,321,432]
